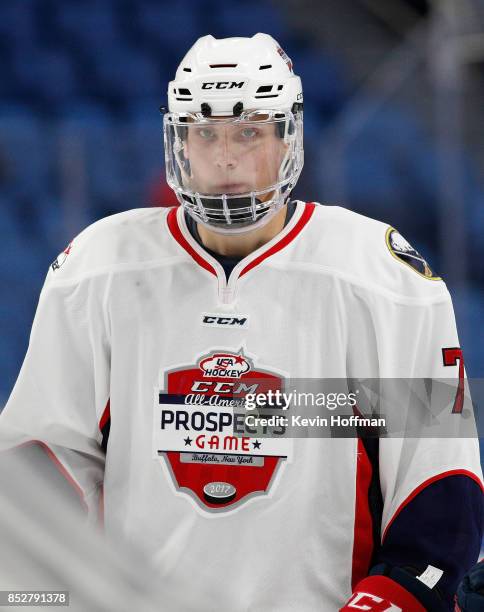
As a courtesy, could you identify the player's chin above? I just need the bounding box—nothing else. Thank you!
[259,189,276,203]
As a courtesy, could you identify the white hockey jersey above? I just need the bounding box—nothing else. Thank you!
[1,201,482,611]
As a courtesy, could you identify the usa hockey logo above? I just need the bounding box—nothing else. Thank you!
[199,352,250,378]
[153,349,292,514]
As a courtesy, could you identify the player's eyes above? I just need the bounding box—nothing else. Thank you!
[192,125,260,142]
[196,128,216,140]
[239,127,258,139]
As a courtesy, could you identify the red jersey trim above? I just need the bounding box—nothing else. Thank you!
[351,439,375,591]
[99,399,110,431]
[167,203,316,278]
[382,469,484,542]
[240,202,316,277]
[167,207,217,276]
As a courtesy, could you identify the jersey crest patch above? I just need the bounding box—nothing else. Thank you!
[153,349,292,514]
[385,228,440,280]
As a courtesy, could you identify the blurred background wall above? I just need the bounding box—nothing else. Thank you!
[0,0,483,414]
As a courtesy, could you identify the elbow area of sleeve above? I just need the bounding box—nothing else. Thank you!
[376,475,484,609]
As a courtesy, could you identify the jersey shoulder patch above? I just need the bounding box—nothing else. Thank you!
[51,241,73,272]
[385,227,441,280]
[47,207,174,283]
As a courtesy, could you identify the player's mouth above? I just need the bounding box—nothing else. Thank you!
[212,183,250,194]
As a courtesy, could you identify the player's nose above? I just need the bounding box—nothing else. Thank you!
[213,135,237,169]
[214,155,237,170]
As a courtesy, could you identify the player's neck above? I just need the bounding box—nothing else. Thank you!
[197,206,287,258]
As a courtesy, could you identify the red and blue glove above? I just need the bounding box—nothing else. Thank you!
[340,564,448,611]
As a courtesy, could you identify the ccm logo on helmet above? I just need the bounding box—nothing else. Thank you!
[201,81,245,90]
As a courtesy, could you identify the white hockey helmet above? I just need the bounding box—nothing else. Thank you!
[163,33,304,234]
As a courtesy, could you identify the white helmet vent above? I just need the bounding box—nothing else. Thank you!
[209,63,238,68]
[259,64,272,70]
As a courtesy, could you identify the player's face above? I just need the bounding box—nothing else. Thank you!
[184,118,288,199]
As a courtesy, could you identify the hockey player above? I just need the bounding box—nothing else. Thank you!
[0,34,482,611]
